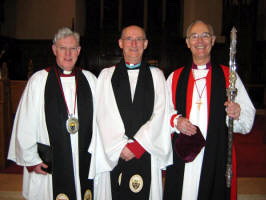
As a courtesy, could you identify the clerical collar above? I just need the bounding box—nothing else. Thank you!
[57,66,76,77]
[125,62,141,70]
[192,62,211,70]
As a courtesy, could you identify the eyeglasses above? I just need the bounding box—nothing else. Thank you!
[187,32,212,41]
[122,37,146,43]
[56,46,80,53]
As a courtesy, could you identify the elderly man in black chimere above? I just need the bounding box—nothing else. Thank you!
[8,27,97,200]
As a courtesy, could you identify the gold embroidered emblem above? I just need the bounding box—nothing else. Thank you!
[84,189,92,200]
[56,193,69,200]
[118,172,122,186]
[129,174,143,193]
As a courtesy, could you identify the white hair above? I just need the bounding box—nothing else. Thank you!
[53,27,80,44]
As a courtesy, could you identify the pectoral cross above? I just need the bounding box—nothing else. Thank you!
[196,99,203,110]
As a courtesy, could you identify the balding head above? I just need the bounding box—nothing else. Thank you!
[118,25,148,64]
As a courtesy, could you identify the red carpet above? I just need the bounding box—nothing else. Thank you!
[1,115,265,176]
[235,114,266,177]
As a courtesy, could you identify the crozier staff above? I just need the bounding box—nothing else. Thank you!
[8,27,97,200]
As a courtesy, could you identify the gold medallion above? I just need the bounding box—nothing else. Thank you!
[56,193,69,200]
[118,172,122,186]
[129,174,143,193]
[66,115,79,134]
[84,189,92,200]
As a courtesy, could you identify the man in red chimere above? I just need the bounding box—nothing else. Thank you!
[164,20,255,200]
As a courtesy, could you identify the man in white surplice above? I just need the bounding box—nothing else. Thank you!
[163,20,255,200]
[89,25,173,200]
[8,27,96,200]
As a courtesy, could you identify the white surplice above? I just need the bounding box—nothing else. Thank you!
[89,66,173,200]
[8,69,97,200]
[167,68,256,200]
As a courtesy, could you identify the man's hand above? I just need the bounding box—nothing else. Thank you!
[27,163,48,175]
[224,101,241,120]
[120,146,135,161]
[176,117,197,136]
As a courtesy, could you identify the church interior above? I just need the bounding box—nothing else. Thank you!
[0,0,265,199]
